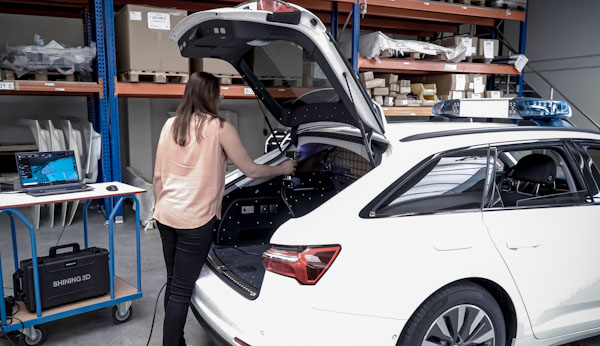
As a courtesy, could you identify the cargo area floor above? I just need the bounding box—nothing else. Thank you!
[212,244,270,290]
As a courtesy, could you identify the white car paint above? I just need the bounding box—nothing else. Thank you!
[192,123,600,346]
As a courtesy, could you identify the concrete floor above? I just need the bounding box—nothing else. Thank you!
[0,203,598,346]
[0,204,215,346]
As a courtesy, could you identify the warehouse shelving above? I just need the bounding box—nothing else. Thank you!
[358,57,521,75]
[0,79,103,97]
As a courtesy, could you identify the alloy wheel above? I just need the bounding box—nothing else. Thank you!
[422,304,495,346]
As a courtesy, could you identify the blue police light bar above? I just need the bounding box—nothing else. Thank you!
[432,98,572,126]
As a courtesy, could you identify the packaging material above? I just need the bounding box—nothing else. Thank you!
[389,84,400,92]
[438,35,479,57]
[411,83,437,96]
[373,87,389,96]
[362,78,386,89]
[383,96,395,107]
[399,80,411,94]
[486,90,504,99]
[477,39,500,60]
[115,5,188,74]
[419,94,439,106]
[253,40,303,78]
[439,90,466,100]
[359,31,468,63]
[383,73,398,85]
[1,35,96,77]
[373,96,384,105]
[359,71,374,83]
[123,166,154,227]
[191,58,239,76]
[420,74,468,91]
[467,92,484,99]
[366,88,372,97]
[394,98,409,106]
[469,74,488,94]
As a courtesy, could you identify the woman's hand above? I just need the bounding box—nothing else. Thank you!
[279,160,297,176]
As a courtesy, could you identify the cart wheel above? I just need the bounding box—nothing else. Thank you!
[18,326,45,346]
[112,305,132,324]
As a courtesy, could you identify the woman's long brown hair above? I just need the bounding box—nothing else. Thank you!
[172,72,223,146]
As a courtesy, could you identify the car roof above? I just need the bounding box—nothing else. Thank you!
[384,122,600,143]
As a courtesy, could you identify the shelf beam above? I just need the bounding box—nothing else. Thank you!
[382,106,433,117]
[0,80,103,96]
[358,57,521,75]
[115,83,315,99]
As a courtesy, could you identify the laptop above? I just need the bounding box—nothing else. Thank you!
[15,151,93,196]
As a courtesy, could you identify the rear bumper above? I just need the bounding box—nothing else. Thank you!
[191,304,231,346]
[191,265,407,346]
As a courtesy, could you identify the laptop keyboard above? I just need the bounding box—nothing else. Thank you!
[28,184,92,196]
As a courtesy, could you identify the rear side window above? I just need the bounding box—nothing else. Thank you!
[586,148,600,186]
[376,149,489,216]
[487,146,590,208]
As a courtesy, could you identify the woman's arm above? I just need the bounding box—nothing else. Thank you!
[220,121,295,178]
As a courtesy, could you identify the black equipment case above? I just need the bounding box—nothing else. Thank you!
[13,243,109,312]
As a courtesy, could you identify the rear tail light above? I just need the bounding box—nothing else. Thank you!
[234,337,251,346]
[257,0,298,12]
[262,245,341,285]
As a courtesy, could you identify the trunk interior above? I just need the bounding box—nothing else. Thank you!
[207,143,373,298]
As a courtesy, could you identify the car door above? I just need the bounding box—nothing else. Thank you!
[482,141,600,340]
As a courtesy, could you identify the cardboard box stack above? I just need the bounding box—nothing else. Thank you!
[476,39,500,62]
[115,5,189,77]
[468,74,487,98]
[420,74,468,101]
[360,72,417,107]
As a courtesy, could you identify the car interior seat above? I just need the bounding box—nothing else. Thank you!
[500,153,557,207]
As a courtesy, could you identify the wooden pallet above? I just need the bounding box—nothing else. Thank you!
[119,70,189,83]
[3,70,75,82]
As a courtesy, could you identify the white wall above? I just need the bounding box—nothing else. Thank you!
[521,0,600,129]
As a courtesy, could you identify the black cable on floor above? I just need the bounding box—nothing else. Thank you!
[55,224,68,247]
[146,282,167,346]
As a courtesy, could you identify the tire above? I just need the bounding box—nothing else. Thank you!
[112,305,132,324]
[397,282,506,346]
[18,326,45,346]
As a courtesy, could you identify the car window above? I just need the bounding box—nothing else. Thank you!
[376,149,490,216]
[585,147,600,187]
[487,146,590,209]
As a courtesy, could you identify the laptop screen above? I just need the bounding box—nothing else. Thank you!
[16,151,80,187]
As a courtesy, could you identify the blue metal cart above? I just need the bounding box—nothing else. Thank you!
[0,183,144,346]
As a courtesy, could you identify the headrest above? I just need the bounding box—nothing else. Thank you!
[511,154,556,184]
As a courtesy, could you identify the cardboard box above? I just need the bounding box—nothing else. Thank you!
[363,78,386,89]
[373,96,384,105]
[115,5,189,74]
[467,92,484,99]
[383,96,395,107]
[389,84,400,92]
[191,58,239,76]
[394,98,409,106]
[366,88,372,97]
[421,74,468,91]
[486,90,504,99]
[253,41,303,78]
[383,74,399,85]
[399,80,411,94]
[469,74,488,93]
[438,90,466,99]
[438,35,479,57]
[373,87,389,96]
[478,39,500,59]
[359,71,374,83]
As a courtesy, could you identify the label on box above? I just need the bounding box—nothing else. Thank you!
[451,91,463,99]
[469,82,474,90]
[474,83,485,94]
[444,64,457,71]
[244,88,255,95]
[148,12,170,30]
[471,93,482,99]
[484,40,494,59]
[129,11,142,21]
[490,91,501,98]
[461,37,473,56]
[0,82,14,90]
[514,54,529,72]
[455,74,466,90]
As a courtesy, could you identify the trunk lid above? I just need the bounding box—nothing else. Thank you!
[169,1,387,143]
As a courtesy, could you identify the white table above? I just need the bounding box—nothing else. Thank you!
[0,182,146,341]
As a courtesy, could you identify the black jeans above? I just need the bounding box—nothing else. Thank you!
[157,218,217,346]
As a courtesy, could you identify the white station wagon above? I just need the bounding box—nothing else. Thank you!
[170,1,600,345]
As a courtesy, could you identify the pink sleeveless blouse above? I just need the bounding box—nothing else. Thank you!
[153,115,226,229]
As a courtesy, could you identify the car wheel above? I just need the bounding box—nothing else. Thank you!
[397,282,506,346]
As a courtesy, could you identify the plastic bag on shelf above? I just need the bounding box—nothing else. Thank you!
[358,31,468,63]
[1,34,96,77]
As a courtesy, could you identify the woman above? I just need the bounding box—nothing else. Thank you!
[153,72,295,346]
